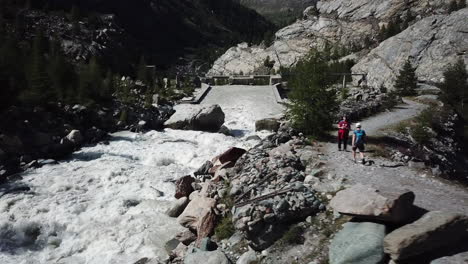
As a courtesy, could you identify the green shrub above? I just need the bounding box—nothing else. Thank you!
[215,214,235,240]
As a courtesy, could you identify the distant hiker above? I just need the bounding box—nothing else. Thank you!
[352,123,366,163]
[337,116,351,151]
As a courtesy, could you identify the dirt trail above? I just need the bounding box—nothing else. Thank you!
[321,99,468,214]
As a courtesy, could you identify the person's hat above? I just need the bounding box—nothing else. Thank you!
[356,123,362,128]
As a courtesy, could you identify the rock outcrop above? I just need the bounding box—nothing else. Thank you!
[352,8,468,89]
[209,0,450,76]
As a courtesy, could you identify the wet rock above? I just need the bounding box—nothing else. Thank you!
[178,196,217,232]
[194,161,213,176]
[164,238,180,254]
[198,237,217,252]
[330,184,416,223]
[330,222,386,264]
[166,197,189,217]
[175,176,196,199]
[184,249,230,264]
[255,118,280,132]
[384,211,468,261]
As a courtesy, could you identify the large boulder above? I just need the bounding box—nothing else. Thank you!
[329,184,416,223]
[255,118,280,132]
[384,211,468,261]
[329,222,387,264]
[184,249,230,264]
[352,9,468,89]
[164,104,225,132]
[177,196,217,232]
[214,147,247,166]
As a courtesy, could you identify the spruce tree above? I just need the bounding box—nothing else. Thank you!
[287,49,338,137]
[394,59,418,96]
[440,58,467,114]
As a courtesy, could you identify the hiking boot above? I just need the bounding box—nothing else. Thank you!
[361,158,366,164]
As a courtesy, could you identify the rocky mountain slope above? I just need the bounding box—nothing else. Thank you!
[7,0,274,71]
[209,0,464,81]
[239,0,317,24]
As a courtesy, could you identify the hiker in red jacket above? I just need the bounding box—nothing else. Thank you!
[337,116,351,151]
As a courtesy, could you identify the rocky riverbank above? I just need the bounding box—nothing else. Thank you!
[162,119,468,264]
[0,90,175,182]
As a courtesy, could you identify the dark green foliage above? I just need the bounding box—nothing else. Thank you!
[215,214,235,240]
[449,0,459,12]
[136,56,151,85]
[70,5,80,21]
[287,49,338,137]
[394,59,418,96]
[280,225,305,245]
[440,58,468,115]
[263,56,275,70]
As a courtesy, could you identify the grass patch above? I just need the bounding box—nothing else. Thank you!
[215,214,235,240]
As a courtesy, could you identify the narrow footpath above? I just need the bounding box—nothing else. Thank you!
[321,99,468,214]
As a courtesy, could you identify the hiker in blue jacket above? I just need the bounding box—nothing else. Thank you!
[352,123,366,164]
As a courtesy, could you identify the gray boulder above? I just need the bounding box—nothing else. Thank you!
[329,184,415,223]
[166,197,189,218]
[255,118,280,132]
[384,211,468,261]
[329,222,386,264]
[184,250,230,264]
[164,104,225,132]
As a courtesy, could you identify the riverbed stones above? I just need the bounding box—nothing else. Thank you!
[383,211,468,261]
[164,104,225,132]
[329,222,386,264]
[178,196,217,232]
[330,184,416,223]
[184,249,230,264]
[166,197,189,217]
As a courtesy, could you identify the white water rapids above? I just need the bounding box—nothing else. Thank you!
[0,85,284,264]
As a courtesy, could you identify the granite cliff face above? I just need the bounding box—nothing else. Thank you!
[352,9,468,89]
[209,0,467,90]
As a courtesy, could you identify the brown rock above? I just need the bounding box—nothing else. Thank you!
[329,184,415,223]
[177,196,217,232]
[384,211,468,261]
[174,175,196,199]
[195,209,217,247]
[213,147,246,166]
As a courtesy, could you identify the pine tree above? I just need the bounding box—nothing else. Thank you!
[440,58,467,114]
[101,69,114,100]
[394,59,418,96]
[287,49,338,137]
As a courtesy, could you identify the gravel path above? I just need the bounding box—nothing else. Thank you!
[322,99,468,214]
